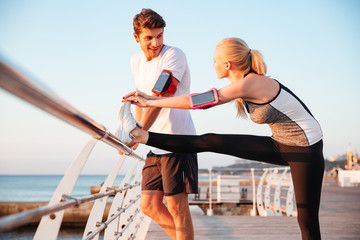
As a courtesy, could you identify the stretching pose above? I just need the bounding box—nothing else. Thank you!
[119,37,324,240]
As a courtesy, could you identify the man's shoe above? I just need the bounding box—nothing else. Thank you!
[115,101,142,144]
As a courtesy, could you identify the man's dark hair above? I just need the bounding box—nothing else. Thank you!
[133,8,166,35]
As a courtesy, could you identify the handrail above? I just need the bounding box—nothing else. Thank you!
[0,58,144,162]
[0,57,150,239]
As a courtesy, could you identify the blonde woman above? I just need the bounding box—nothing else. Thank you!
[119,37,324,240]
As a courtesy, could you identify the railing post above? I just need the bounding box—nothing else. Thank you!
[250,168,257,216]
[103,160,143,239]
[256,169,268,216]
[207,168,213,216]
[264,169,276,216]
[82,155,127,240]
[133,214,152,240]
[116,169,143,239]
[274,168,288,216]
[286,177,297,217]
[34,138,97,240]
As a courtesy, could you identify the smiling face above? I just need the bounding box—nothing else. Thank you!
[213,46,229,79]
[134,28,164,61]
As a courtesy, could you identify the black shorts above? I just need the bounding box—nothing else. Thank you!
[141,151,198,196]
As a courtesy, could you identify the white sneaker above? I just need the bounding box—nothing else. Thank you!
[115,101,143,144]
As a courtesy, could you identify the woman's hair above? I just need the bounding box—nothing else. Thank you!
[133,9,166,35]
[217,37,267,118]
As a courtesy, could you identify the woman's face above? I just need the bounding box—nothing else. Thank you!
[213,47,228,79]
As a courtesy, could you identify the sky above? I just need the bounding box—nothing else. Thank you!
[0,0,359,175]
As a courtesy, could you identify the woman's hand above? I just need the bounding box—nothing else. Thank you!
[122,90,155,108]
[123,89,192,109]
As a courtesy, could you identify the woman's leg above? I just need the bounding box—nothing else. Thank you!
[145,131,324,239]
[278,140,324,240]
[145,132,288,165]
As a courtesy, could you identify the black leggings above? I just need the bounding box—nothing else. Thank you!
[147,133,324,240]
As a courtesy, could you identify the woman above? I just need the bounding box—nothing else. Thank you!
[119,37,324,240]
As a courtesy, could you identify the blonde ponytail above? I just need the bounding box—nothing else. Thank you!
[217,37,267,118]
[249,49,267,75]
[234,98,247,118]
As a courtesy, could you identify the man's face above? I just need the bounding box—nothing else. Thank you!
[134,28,164,61]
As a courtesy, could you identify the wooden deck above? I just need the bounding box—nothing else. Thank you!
[145,178,360,239]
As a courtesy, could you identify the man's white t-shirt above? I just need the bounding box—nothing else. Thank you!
[131,45,196,154]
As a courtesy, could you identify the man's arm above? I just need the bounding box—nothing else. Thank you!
[138,77,180,130]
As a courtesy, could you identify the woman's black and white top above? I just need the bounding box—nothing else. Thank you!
[245,81,323,147]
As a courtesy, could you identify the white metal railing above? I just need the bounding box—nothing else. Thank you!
[0,58,152,239]
[192,167,297,217]
[337,169,360,187]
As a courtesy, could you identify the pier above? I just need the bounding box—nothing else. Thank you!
[0,176,358,239]
[146,177,360,239]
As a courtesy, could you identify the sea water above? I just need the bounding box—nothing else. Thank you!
[0,175,126,239]
[0,175,213,202]
[0,174,212,239]
[0,175,126,202]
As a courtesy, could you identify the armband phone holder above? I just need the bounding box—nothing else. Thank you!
[152,70,177,96]
[189,88,219,109]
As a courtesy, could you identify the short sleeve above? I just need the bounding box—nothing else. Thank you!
[161,47,187,82]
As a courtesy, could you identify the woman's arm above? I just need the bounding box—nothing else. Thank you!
[148,94,191,109]
[123,90,192,109]
[123,86,241,109]
[217,75,269,104]
[123,77,254,109]
[217,81,248,105]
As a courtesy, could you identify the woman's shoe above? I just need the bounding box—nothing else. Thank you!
[115,101,142,144]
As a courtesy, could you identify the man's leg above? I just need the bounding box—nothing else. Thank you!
[141,190,177,239]
[165,192,194,240]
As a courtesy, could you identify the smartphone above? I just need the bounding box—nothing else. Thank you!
[152,70,172,95]
[190,88,219,109]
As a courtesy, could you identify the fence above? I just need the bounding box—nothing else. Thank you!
[337,169,360,187]
[0,58,151,239]
[191,167,297,217]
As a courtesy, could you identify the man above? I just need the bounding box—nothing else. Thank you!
[130,9,198,240]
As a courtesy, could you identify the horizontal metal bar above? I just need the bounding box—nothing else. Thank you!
[74,182,140,204]
[0,200,76,233]
[73,186,123,208]
[128,219,142,240]
[85,195,141,240]
[114,208,140,240]
[0,58,145,162]
[0,182,140,233]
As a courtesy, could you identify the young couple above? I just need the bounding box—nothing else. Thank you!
[122,8,324,240]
